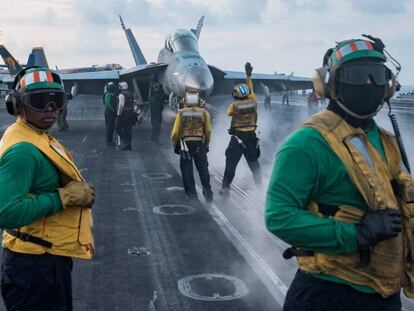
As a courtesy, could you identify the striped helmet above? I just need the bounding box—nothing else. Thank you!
[233,83,251,99]
[14,67,65,93]
[329,39,386,69]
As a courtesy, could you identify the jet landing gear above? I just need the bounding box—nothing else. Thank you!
[169,93,182,110]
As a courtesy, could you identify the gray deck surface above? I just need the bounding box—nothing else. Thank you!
[0,95,413,310]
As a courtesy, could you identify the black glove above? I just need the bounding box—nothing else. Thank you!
[356,208,402,248]
[205,145,209,153]
[245,62,253,77]
[174,145,181,155]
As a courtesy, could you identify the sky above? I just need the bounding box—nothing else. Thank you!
[1,0,414,85]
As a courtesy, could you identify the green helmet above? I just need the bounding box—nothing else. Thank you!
[15,67,65,93]
[329,39,387,69]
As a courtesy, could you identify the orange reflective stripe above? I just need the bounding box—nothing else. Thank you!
[19,78,26,89]
[350,41,358,51]
[33,71,40,83]
[46,71,53,82]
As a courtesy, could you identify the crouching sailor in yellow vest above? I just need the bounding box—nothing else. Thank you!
[265,35,414,310]
[171,90,213,202]
[0,68,95,311]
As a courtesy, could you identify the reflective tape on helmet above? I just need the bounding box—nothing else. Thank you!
[335,40,374,61]
[18,71,54,90]
[239,84,249,95]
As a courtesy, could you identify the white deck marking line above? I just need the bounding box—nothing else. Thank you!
[160,146,287,306]
[195,184,287,306]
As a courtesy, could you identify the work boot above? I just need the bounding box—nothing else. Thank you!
[119,144,132,151]
[187,193,198,201]
[203,188,213,202]
[219,187,230,196]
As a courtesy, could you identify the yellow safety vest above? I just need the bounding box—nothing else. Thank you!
[0,118,94,259]
[179,107,206,141]
[296,109,414,297]
[230,98,257,131]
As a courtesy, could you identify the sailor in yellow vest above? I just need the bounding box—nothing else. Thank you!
[171,90,213,202]
[265,36,413,310]
[0,68,95,311]
[220,62,262,195]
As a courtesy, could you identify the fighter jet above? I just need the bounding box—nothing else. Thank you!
[3,16,312,102]
[0,45,49,75]
[119,15,214,108]
[0,45,24,75]
[0,45,122,93]
[118,16,312,108]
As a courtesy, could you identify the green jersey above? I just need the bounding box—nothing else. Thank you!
[104,92,117,113]
[265,121,386,293]
[0,142,62,229]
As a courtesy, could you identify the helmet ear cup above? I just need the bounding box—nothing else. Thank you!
[313,67,329,98]
[5,92,20,116]
[383,70,396,101]
[313,48,335,99]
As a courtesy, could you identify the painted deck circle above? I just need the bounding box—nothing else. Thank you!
[178,273,249,301]
[153,205,195,216]
[141,173,173,180]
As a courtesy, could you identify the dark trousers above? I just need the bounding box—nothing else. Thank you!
[150,105,163,141]
[1,248,73,311]
[282,94,289,105]
[264,97,271,110]
[115,117,133,148]
[284,270,402,311]
[222,131,262,188]
[180,140,212,197]
[105,110,116,143]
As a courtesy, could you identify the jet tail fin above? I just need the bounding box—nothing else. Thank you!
[119,15,147,66]
[191,16,204,40]
[0,45,23,75]
[26,47,49,68]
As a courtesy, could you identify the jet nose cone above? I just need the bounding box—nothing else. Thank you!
[182,66,214,97]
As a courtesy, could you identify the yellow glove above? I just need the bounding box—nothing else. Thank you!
[58,181,95,209]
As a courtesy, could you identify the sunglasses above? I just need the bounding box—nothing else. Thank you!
[22,90,67,112]
[336,62,392,86]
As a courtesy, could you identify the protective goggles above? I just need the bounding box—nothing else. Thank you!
[336,62,392,86]
[21,90,67,112]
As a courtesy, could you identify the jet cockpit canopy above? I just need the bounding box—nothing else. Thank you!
[164,29,199,53]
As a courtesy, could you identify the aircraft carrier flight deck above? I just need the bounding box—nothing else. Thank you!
[0,96,413,311]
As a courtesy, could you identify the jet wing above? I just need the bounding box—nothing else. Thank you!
[221,70,313,91]
[1,75,14,89]
[60,70,120,81]
[58,63,168,96]
[59,70,121,94]
[119,63,168,79]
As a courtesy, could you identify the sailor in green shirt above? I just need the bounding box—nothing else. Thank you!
[103,81,117,146]
[265,37,409,310]
[1,68,95,311]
